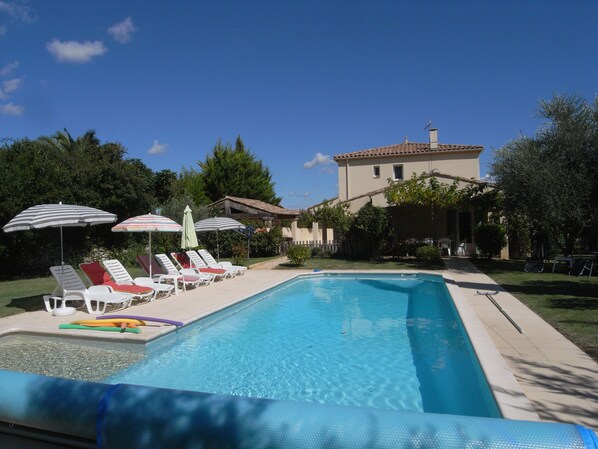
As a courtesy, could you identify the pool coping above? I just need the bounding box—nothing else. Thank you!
[442,274,539,421]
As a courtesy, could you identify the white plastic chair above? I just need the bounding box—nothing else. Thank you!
[183,251,231,281]
[154,254,213,288]
[103,259,174,300]
[438,238,452,256]
[198,249,247,276]
[48,265,130,315]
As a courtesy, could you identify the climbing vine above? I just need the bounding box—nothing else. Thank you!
[383,173,502,214]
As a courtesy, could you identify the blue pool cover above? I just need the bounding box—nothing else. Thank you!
[0,370,596,449]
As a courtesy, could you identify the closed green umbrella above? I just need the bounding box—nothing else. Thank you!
[181,205,199,249]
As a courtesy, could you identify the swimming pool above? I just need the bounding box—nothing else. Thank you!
[106,273,500,418]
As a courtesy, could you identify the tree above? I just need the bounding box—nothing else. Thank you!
[346,203,394,259]
[176,167,210,206]
[492,94,598,255]
[0,133,155,277]
[198,137,281,205]
[152,169,179,205]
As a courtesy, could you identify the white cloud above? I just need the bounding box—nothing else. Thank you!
[46,39,107,63]
[108,16,136,43]
[0,60,19,76]
[303,152,332,169]
[3,77,21,92]
[0,77,22,99]
[0,0,37,23]
[1,102,24,115]
[289,192,312,199]
[148,140,168,155]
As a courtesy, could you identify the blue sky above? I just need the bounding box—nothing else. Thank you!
[2,1,597,210]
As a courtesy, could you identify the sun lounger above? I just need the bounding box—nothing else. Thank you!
[80,261,155,303]
[197,249,247,276]
[48,265,130,315]
[172,251,230,281]
[103,259,174,299]
[136,254,187,294]
[154,254,213,288]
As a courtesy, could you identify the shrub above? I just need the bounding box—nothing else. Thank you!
[287,245,312,266]
[231,243,248,265]
[475,222,507,259]
[250,227,283,257]
[415,245,441,263]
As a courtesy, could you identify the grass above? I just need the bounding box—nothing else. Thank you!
[0,276,55,317]
[472,259,598,361]
[275,257,445,271]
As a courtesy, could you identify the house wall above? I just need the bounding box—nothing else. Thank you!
[281,226,335,242]
[337,151,480,201]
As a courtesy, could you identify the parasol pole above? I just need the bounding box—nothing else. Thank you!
[149,231,152,277]
[60,225,65,295]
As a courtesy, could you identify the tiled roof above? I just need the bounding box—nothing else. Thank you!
[211,196,300,217]
[333,142,483,160]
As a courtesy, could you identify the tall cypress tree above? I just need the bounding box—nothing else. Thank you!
[198,136,281,205]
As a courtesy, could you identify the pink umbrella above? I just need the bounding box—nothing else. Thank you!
[112,213,182,277]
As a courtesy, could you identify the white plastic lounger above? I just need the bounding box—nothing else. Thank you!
[103,259,174,299]
[183,251,231,281]
[48,265,130,315]
[198,249,247,276]
[154,254,213,289]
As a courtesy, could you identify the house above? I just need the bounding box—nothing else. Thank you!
[322,129,496,254]
[209,196,327,242]
[209,196,299,226]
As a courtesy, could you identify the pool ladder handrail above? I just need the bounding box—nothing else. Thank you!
[476,290,524,334]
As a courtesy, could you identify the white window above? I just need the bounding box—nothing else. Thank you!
[373,166,380,178]
[393,165,403,180]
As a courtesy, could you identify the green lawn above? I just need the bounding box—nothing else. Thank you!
[472,259,598,361]
[0,276,55,317]
[275,257,445,271]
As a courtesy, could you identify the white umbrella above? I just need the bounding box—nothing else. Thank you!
[181,206,199,249]
[112,213,182,277]
[194,217,245,260]
[2,202,117,291]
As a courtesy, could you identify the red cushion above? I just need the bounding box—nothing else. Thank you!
[103,281,153,295]
[199,267,227,275]
[80,261,109,286]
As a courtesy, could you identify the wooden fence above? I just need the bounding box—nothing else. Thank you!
[280,240,341,255]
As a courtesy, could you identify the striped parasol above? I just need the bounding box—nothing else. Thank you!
[194,217,245,259]
[194,217,245,232]
[2,203,117,292]
[3,203,116,232]
[112,214,182,277]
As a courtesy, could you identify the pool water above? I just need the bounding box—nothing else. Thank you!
[106,273,501,417]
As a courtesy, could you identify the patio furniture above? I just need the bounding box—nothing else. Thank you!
[438,238,451,256]
[180,251,231,281]
[198,249,247,276]
[578,252,598,277]
[103,259,174,299]
[48,265,130,315]
[80,261,155,303]
[136,255,184,295]
[154,254,213,288]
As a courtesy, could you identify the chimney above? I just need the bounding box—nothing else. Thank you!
[429,128,438,150]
